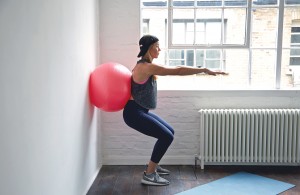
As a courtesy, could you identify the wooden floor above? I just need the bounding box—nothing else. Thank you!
[87,165,300,195]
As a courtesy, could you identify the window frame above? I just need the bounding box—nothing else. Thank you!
[141,0,300,89]
[167,0,251,50]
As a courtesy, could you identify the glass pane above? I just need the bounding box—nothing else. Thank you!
[142,0,167,7]
[186,50,194,66]
[195,9,222,44]
[225,0,247,6]
[291,48,300,55]
[290,57,300,65]
[172,9,194,44]
[196,49,249,89]
[196,50,204,67]
[206,60,220,69]
[173,23,186,44]
[253,0,278,6]
[281,49,294,88]
[205,50,221,69]
[251,49,276,88]
[206,50,220,58]
[173,0,195,6]
[292,27,300,33]
[197,0,222,6]
[195,22,205,43]
[220,49,249,88]
[169,60,185,66]
[285,0,300,5]
[291,35,300,43]
[142,19,149,34]
[169,49,184,59]
[282,9,300,48]
[186,23,194,44]
[224,8,246,45]
[206,22,222,44]
[251,8,278,48]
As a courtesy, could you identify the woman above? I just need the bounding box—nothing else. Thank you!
[123,35,227,186]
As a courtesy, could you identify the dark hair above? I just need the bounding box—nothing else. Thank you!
[137,35,159,57]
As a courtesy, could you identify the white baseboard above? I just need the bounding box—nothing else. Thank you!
[103,155,195,165]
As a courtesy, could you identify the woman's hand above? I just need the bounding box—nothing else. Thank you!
[205,69,229,76]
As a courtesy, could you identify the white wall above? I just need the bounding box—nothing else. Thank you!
[99,0,300,165]
[0,1,101,195]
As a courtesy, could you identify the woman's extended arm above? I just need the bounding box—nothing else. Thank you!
[142,62,227,76]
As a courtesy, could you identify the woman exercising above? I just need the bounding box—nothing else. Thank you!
[123,35,227,186]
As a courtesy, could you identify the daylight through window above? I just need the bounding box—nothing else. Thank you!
[141,0,300,89]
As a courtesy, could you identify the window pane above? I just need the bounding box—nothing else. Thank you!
[169,49,185,66]
[207,22,222,44]
[290,57,300,65]
[142,19,149,34]
[205,50,221,69]
[173,0,195,6]
[281,49,294,88]
[221,49,249,88]
[291,49,300,55]
[292,27,300,33]
[251,8,278,48]
[142,0,167,7]
[173,23,186,44]
[291,35,300,43]
[251,49,276,88]
[186,50,194,66]
[282,11,300,48]
[196,9,222,44]
[285,0,300,5]
[186,23,194,44]
[206,60,220,69]
[196,50,204,67]
[225,0,247,6]
[169,49,184,59]
[224,8,246,45]
[253,0,278,6]
[172,9,194,44]
[206,50,220,58]
[195,22,205,44]
[197,0,222,6]
[169,60,185,66]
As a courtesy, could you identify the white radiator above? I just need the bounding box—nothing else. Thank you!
[196,109,300,169]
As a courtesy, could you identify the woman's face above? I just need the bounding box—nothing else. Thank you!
[148,42,161,59]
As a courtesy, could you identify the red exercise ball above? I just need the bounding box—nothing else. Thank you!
[89,62,131,112]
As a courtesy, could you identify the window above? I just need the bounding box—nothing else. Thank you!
[142,19,150,34]
[141,0,300,89]
[290,21,300,66]
[169,19,223,69]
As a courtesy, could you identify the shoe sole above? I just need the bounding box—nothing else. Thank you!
[141,179,170,186]
[157,172,170,175]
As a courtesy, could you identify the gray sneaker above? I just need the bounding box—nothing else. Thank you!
[141,172,170,186]
[156,165,170,175]
[145,165,171,175]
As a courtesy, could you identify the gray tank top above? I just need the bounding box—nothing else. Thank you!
[131,60,157,109]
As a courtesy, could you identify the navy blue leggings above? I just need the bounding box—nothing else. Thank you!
[123,100,174,163]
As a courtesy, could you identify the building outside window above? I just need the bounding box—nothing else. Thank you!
[141,0,300,89]
[290,21,300,66]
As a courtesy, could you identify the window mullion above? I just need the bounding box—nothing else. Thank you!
[168,0,172,49]
[275,0,285,89]
[246,0,252,47]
